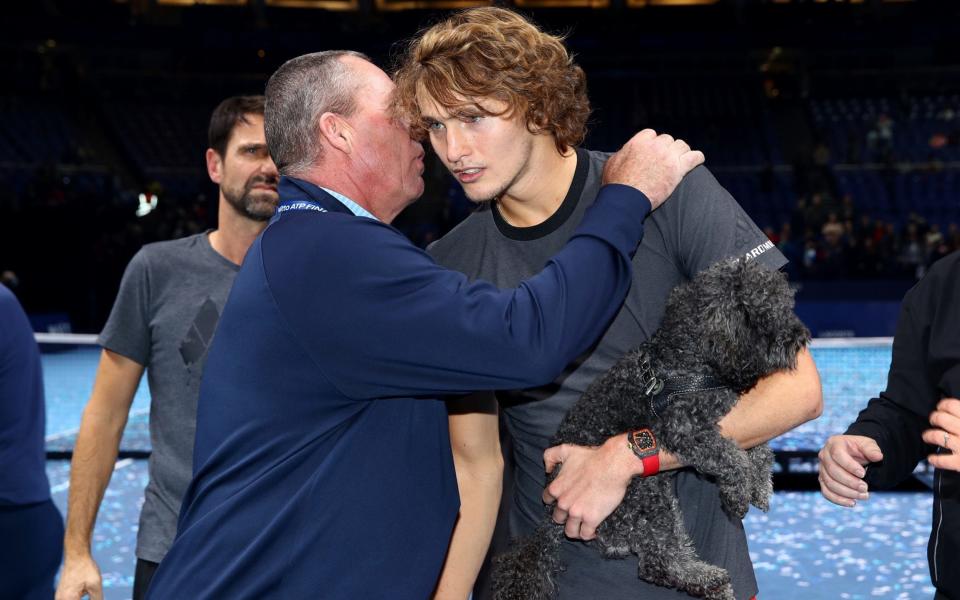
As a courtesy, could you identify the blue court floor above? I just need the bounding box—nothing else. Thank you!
[42,342,940,599]
[45,459,937,600]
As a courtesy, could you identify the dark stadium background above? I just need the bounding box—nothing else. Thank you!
[3,2,958,597]
[3,0,958,336]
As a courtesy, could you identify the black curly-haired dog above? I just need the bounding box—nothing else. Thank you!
[492,258,810,600]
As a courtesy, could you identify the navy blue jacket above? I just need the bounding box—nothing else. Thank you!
[0,285,50,505]
[147,176,650,599]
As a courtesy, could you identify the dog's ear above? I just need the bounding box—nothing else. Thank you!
[740,261,811,378]
[685,259,810,393]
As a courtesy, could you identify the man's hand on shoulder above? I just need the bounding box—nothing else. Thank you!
[602,129,705,210]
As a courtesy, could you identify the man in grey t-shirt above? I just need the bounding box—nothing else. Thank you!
[394,8,823,599]
[56,96,279,600]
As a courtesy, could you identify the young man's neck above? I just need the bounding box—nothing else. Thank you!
[496,141,578,229]
[208,196,269,266]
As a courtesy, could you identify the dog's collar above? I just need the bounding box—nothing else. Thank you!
[635,350,729,418]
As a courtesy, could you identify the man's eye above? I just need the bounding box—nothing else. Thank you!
[461,115,482,124]
[426,121,444,131]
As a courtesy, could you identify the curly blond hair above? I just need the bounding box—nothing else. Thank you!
[393,7,590,153]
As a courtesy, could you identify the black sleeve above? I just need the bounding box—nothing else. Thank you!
[845,288,939,489]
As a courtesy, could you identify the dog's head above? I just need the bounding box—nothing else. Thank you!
[657,258,810,393]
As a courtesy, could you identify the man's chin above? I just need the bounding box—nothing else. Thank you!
[461,186,497,204]
[240,195,279,221]
[249,190,279,204]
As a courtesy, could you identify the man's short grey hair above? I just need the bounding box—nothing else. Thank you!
[265,50,369,177]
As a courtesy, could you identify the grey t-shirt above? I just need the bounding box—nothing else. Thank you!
[429,148,785,599]
[98,232,239,563]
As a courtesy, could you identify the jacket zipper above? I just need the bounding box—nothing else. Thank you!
[932,456,943,584]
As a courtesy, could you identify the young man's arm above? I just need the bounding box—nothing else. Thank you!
[55,350,144,600]
[542,347,821,540]
[433,393,502,600]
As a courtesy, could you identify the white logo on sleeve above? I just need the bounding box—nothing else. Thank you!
[745,240,775,261]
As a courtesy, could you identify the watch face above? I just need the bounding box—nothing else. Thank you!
[631,429,656,454]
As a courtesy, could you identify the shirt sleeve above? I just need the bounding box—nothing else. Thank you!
[264,184,651,400]
[664,166,786,276]
[845,286,938,489]
[98,248,152,366]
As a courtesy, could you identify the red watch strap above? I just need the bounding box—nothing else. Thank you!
[641,452,660,477]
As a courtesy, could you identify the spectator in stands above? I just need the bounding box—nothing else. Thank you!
[777,223,803,280]
[790,196,807,238]
[867,113,895,163]
[925,224,944,253]
[855,214,874,241]
[845,129,862,164]
[840,193,856,222]
[763,225,780,245]
[878,221,901,267]
[852,237,885,278]
[1,269,19,293]
[821,211,844,239]
[818,221,847,279]
[948,223,960,250]
[804,192,828,233]
[900,222,925,279]
[0,284,64,600]
[819,250,960,600]
[55,95,278,600]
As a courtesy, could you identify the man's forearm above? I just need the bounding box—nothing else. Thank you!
[63,407,128,557]
[433,456,503,600]
[717,346,822,449]
[434,395,503,599]
[638,348,822,474]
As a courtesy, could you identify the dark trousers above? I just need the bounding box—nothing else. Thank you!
[133,558,160,600]
[0,499,64,600]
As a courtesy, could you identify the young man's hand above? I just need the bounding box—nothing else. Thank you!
[602,129,704,210]
[541,433,679,541]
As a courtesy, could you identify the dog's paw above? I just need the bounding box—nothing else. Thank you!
[596,539,630,559]
[688,563,734,600]
[719,485,750,519]
[750,479,773,512]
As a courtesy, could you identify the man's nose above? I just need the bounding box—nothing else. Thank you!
[262,157,279,179]
[446,127,470,164]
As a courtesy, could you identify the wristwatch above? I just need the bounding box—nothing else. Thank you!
[626,428,660,477]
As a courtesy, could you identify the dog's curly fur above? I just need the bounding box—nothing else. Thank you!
[493,259,810,600]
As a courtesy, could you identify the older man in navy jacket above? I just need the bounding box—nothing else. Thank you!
[146,50,703,599]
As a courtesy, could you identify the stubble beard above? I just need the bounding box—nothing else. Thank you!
[224,176,278,222]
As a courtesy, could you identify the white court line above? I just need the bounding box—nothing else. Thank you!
[45,408,151,442]
[50,458,135,494]
[35,332,100,344]
[810,337,894,348]
[37,332,894,348]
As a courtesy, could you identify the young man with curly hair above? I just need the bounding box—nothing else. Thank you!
[394,8,823,599]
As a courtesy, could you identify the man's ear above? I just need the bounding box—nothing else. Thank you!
[206,148,223,184]
[318,112,353,154]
